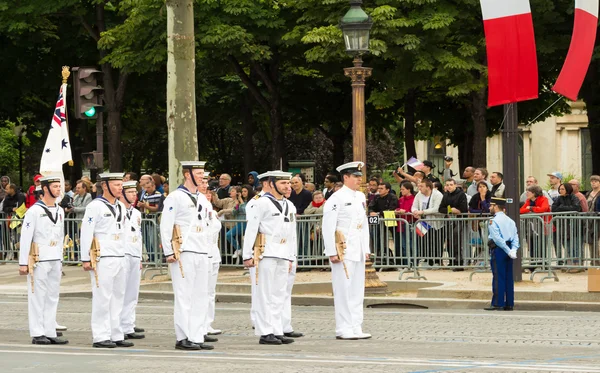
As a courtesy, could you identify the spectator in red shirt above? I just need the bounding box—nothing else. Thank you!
[25,174,42,208]
[395,181,416,266]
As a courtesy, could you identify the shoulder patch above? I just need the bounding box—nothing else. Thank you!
[489,220,493,225]
[253,195,260,200]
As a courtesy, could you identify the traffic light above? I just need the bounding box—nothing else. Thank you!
[72,67,104,119]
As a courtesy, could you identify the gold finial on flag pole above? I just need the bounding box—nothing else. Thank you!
[62,66,74,166]
[62,66,70,84]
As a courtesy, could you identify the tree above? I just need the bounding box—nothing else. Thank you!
[166,0,199,184]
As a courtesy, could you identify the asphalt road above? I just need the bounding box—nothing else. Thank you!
[1,295,600,372]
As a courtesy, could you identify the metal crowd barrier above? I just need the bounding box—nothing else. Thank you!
[2,210,600,282]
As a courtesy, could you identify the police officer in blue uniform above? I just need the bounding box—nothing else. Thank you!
[485,197,519,311]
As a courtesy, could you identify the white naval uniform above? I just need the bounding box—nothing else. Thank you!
[160,186,214,344]
[121,206,143,334]
[243,194,296,337]
[18,202,64,338]
[202,195,222,333]
[245,192,264,327]
[322,185,370,337]
[282,249,297,334]
[80,197,127,343]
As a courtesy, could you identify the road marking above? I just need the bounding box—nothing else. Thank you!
[1,347,600,372]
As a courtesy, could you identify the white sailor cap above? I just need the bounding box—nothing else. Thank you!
[123,181,137,189]
[336,161,364,176]
[203,172,211,180]
[39,175,62,185]
[257,171,272,182]
[99,172,124,181]
[269,171,293,181]
[180,161,206,170]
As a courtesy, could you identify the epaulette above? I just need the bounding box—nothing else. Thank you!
[253,195,260,200]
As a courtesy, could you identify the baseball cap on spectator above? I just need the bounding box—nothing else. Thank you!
[33,174,43,183]
[547,171,563,180]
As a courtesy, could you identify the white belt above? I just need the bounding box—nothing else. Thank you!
[96,233,121,241]
[34,240,60,247]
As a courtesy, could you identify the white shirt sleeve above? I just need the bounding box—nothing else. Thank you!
[322,196,339,257]
[358,194,370,255]
[160,195,177,257]
[242,199,261,260]
[80,203,98,262]
[18,208,36,266]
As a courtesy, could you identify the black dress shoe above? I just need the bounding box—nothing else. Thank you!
[134,327,145,333]
[125,332,145,340]
[284,331,304,338]
[203,335,218,343]
[175,339,201,350]
[503,306,514,311]
[47,337,69,345]
[197,343,214,350]
[114,340,134,347]
[259,334,282,345]
[274,335,295,344]
[32,336,51,345]
[483,306,504,311]
[93,340,117,348]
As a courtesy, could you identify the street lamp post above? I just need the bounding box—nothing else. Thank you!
[13,124,27,189]
[341,0,388,295]
[341,0,373,185]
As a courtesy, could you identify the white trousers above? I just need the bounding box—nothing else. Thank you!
[91,257,126,343]
[205,261,220,330]
[282,260,296,334]
[169,252,209,343]
[254,258,288,336]
[28,261,62,338]
[331,258,365,337]
[121,255,141,334]
[249,266,256,326]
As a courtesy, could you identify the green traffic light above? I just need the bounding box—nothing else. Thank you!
[84,107,96,117]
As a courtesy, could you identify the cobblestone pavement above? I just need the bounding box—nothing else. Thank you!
[2,295,600,372]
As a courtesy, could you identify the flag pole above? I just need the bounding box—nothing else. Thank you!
[61,66,74,167]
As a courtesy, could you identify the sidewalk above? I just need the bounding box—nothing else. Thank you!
[1,264,598,311]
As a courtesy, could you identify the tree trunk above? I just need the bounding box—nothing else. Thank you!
[166,0,199,185]
[470,87,487,168]
[458,128,474,172]
[270,101,284,169]
[241,93,256,175]
[403,90,417,162]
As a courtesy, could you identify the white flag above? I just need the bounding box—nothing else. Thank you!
[39,83,72,198]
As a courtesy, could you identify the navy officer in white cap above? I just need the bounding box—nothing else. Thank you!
[243,171,297,345]
[81,173,131,348]
[19,175,69,345]
[119,181,145,340]
[160,161,214,350]
[322,161,371,340]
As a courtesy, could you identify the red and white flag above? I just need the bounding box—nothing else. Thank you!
[480,0,539,107]
[553,0,599,101]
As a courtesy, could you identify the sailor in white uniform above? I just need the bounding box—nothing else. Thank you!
[198,172,223,337]
[322,162,371,340]
[243,171,296,345]
[245,171,271,329]
[160,161,214,350]
[119,181,145,340]
[281,184,303,339]
[81,173,132,348]
[19,175,68,345]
